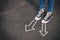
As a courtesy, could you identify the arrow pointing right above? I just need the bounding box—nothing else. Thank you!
[39,23,48,36]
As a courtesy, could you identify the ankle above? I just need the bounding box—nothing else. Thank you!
[47,12,53,15]
[40,9,45,12]
[38,9,44,14]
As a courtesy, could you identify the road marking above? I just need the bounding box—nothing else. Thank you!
[25,19,38,32]
[39,23,48,36]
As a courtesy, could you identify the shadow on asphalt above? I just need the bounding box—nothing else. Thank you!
[25,0,39,13]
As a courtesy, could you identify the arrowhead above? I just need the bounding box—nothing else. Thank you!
[39,30,48,37]
[25,25,35,32]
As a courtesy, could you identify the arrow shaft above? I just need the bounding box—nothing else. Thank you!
[32,20,38,28]
[28,19,35,26]
[45,23,47,32]
[42,23,44,31]
[41,23,47,32]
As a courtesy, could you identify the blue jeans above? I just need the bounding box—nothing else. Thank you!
[39,0,54,12]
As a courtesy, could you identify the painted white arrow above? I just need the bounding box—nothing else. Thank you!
[25,19,38,32]
[39,23,48,36]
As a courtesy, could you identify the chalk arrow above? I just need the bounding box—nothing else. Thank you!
[39,23,48,36]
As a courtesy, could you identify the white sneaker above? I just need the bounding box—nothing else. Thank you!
[35,9,44,20]
[41,12,53,23]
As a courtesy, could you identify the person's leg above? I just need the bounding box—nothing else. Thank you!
[41,0,54,23]
[39,0,45,10]
[47,0,54,12]
[35,0,45,20]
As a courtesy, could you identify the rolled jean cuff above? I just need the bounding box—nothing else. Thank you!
[47,8,53,12]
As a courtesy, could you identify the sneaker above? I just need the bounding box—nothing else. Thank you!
[35,9,44,20]
[41,12,53,23]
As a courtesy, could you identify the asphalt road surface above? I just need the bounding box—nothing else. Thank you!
[0,0,60,40]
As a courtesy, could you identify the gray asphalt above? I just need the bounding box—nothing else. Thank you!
[0,0,60,40]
